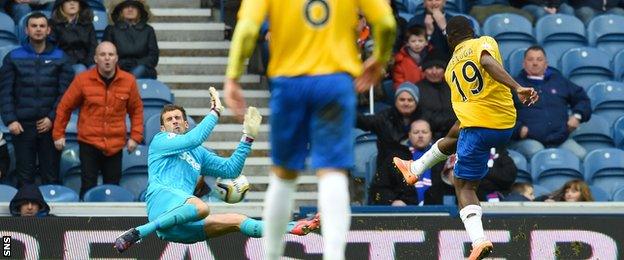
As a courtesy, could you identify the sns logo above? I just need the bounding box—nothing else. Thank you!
[3,236,10,257]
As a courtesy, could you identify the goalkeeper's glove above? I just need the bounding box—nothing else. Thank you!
[209,87,224,116]
[243,106,262,139]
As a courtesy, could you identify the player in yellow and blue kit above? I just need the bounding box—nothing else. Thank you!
[223,0,396,259]
[394,16,539,260]
[114,88,320,253]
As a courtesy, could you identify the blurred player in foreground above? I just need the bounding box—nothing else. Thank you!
[393,16,539,260]
[224,0,396,259]
[114,88,319,252]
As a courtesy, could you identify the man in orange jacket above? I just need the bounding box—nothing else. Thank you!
[52,41,144,198]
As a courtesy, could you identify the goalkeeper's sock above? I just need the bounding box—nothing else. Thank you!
[136,204,200,238]
[410,138,449,176]
[263,174,296,259]
[240,217,263,238]
[318,172,350,260]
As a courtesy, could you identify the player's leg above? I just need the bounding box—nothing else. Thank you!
[310,73,356,260]
[202,212,321,238]
[394,121,460,184]
[264,76,310,259]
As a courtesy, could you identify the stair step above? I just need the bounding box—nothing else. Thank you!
[208,124,269,141]
[151,8,212,22]
[158,57,235,74]
[158,74,263,90]
[159,41,229,57]
[189,107,270,124]
[173,89,269,107]
[153,23,224,41]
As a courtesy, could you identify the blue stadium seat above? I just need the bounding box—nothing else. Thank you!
[452,13,481,36]
[584,148,624,196]
[570,114,614,152]
[83,184,135,202]
[532,184,551,197]
[122,145,148,175]
[586,81,624,125]
[559,47,614,90]
[589,185,610,201]
[16,11,51,44]
[120,173,148,200]
[509,149,531,183]
[535,14,587,69]
[612,186,624,201]
[138,189,147,202]
[39,184,79,202]
[482,13,536,60]
[60,143,82,194]
[613,49,624,81]
[65,111,79,142]
[136,79,173,105]
[0,184,18,202]
[613,116,624,149]
[530,148,583,191]
[505,48,527,77]
[0,13,18,46]
[92,10,108,40]
[587,14,624,56]
[353,132,378,204]
[86,0,106,11]
[0,45,19,66]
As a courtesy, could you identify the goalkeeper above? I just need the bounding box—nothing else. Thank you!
[114,88,320,252]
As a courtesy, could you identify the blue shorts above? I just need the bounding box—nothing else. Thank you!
[454,127,513,181]
[269,73,356,171]
[146,188,207,244]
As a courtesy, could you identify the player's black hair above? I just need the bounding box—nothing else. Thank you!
[160,104,188,125]
[446,16,474,51]
[524,45,547,58]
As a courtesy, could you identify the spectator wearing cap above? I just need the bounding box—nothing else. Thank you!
[417,49,456,140]
[9,184,51,217]
[356,82,424,206]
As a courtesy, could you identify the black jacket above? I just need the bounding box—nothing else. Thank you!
[50,0,97,66]
[357,107,422,205]
[417,79,456,140]
[103,0,158,79]
[9,184,50,217]
[0,42,73,124]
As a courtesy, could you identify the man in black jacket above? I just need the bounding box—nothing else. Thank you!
[0,12,73,187]
[417,49,456,141]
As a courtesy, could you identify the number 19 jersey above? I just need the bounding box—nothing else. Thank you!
[444,36,516,129]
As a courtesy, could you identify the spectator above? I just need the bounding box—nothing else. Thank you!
[7,0,54,23]
[408,0,451,56]
[392,26,428,88]
[0,12,73,187]
[103,0,158,79]
[0,133,9,183]
[469,0,534,24]
[424,146,517,204]
[541,179,594,202]
[357,82,423,206]
[510,46,591,159]
[52,41,144,198]
[509,0,575,21]
[503,182,535,201]
[49,0,97,74]
[408,119,433,205]
[416,49,455,140]
[568,0,624,25]
[388,0,409,53]
[9,184,50,217]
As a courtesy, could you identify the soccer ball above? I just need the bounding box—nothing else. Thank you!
[214,175,250,204]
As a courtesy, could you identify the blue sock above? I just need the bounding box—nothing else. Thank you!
[240,218,264,238]
[136,204,199,238]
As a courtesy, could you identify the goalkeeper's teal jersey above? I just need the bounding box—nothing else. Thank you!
[144,113,251,213]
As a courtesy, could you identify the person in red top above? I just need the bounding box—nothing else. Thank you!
[392,26,429,88]
[52,41,144,198]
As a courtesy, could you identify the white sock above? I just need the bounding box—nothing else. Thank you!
[318,172,351,260]
[263,174,296,260]
[459,204,486,247]
[410,138,449,176]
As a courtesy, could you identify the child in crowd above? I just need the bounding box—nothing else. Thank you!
[392,26,430,88]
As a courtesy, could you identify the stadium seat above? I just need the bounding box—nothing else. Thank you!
[532,184,551,197]
[589,185,610,201]
[120,173,148,200]
[506,48,527,77]
[136,79,173,106]
[83,184,135,202]
[122,145,148,175]
[353,132,378,204]
[587,14,624,56]
[65,111,79,142]
[583,148,624,196]
[0,184,18,202]
[613,49,624,81]
[482,13,536,60]
[0,45,19,66]
[86,0,106,11]
[39,184,79,202]
[530,148,583,191]
[0,13,18,46]
[612,186,624,201]
[613,116,624,149]
[570,114,614,152]
[452,13,481,36]
[138,189,147,202]
[92,10,108,40]
[535,14,587,68]
[586,81,624,125]
[559,47,614,90]
[508,149,531,183]
[60,143,82,194]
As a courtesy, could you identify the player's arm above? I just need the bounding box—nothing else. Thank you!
[359,0,396,65]
[481,52,539,105]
